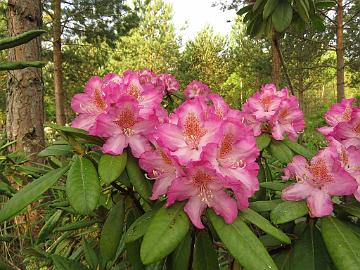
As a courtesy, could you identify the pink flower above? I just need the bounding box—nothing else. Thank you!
[71,76,109,130]
[166,161,238,229]
[328,139,360,201]
[203,120,259,208]
[282,149,357,217]
[139,145,183,200]
[156,98,221,165]
[207,94,244,122]
[184,80,211,99]
[90,96,154,157]
[159,73,180,93]
[333,110,360,148]
[318,98,356,137]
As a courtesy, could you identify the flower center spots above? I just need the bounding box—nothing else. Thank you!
[192,170,213,203]
[184,113,207,149]
[309,158,333,185]
[339,147,349,166]
[160,150,173,165]
[93,88,106,110]
[215,107,224,118]
[114,107,136,135]
[128,83,142,100]
[343,106,352,121]
[278,108,289,120]
[220,133,234,158]
[260,95,272,110]
[353,122,360,136]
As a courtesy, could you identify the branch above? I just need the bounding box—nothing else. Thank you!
[319,10,336,25]
[343,9,360,26]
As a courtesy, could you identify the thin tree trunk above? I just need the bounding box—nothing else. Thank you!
[6,0,44,158]
[336,0,345,101]
[271,31,281,88]
[53,0,65,124]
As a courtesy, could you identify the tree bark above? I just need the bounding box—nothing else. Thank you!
[271,30,281,88]
[53,0,66,125]
[336,0,345,101]
[6,0,45,158]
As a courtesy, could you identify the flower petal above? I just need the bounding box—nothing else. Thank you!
[282,182,313,201]
[210,190,238,224]
[306,190,333,217]
[184,196,207,229]
[102,134,127,155]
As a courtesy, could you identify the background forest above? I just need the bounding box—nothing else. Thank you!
[0,0,360,269]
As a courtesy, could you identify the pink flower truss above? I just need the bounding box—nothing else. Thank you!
[282,148,357,217]
[242,84,305,140]
[184,80,211,99]
[333,110,360,148]
[317,98,357,137]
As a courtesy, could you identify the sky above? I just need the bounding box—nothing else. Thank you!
[164,0,237,44]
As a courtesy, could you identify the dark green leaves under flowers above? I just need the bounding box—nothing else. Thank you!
[66,155,100,215]
[98,152,127,184]
[270,201,308,224]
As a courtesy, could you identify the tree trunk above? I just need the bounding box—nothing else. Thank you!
[271,30,281,88]
[6,0,45,158]
[336,0,345,101]
[53,0,65,125]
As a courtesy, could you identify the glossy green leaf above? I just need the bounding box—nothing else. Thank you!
[269,140,294,164]
[321,216,360,270]
[253,0,265,11]
[295,0,310,22]
[100,200,125,260]
[282,139,315,159]
[193,231,219,270]
[126,155,152,202]
[51,254,88,270]
[270,201,308,224]
[167,232,192,270]
[272,250,291,270]
[256,134,271,151]
[125,206,160,243]
[140,203,190,264]
[260,181,292,191]
[82,239,99,270]
[263,0,279,19]
[250,199,283,212]
[98,152,127,184]
[240,208,291,244]
[126,209,145,270]
[339,204,360,219]
[207,209,278,270]
[237,5,253,16]
[37,210,63,243]
[0,166,69,223]
[290,224,330,270]
[272,1,293,32]
[66,156,100,215]
[38,144,73,157]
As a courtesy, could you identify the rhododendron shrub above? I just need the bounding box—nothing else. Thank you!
[1,70,360,270]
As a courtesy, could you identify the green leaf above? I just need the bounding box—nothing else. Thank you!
[282,139,315,159]
[272,250,291,270]
[54,219,97,232]
[207,209,278,270]
[260,181,292,191]
[167,232,192,270]
[339,204,360,219]
[310,14,326,31]
[256,134,272,151]
[125,206,161,243]
[0,61,47,71]
[270,201,308,224]
[38,144,73,157]
[193,231,219,270]
[263,0,279,19]
[240,208,291,244]
[82,239,99,270]
[98,152,127,184]
[37,210,63,243]
[51,254,88,270]
[126,155,152,203]
[100,200,125,260]
[289,223,330,270]
[140,203,190,264]
[315,0,336,8]
[269,140,294,164]
[237,5,253,16]
[66,156,100,215]
[253,0,265,11]
[321,216,360,270]
[126,209,145,270]
[272,1,293,32]
[295,0,310,22]
[250,199,283,212]
[0,166,69,223]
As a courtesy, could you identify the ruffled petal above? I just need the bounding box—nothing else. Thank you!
[306,190,333,217]
[210,190,238,224]
[102,135,127,155]
[282,182,313,201]
[184,196,207,229]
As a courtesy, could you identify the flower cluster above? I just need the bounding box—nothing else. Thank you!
[282,98,360,217]
[242,84,305,140]
[71,70,260,228]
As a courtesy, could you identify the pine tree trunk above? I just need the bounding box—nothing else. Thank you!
[336,0,345,101]
[6,0,44,157]
[271,31,281,88]
[53,0,65,125]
